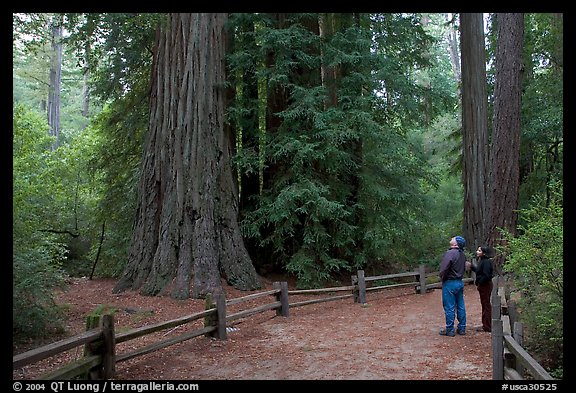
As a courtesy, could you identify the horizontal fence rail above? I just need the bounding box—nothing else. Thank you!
[13,329,102,370]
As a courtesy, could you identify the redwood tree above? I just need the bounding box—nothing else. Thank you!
[113,13,262,299]
[48,14,63,150]
[487,13,524,270]
[460,13,489,251]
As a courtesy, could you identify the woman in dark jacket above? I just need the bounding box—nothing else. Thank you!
[467,246,494,332]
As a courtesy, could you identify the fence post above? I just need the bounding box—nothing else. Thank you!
[356,270,366,304]
[418,265,427,295]
[84,314,102,380]
[204,293,227,339]
[214,292,227,340]
[204,293,213,338]
[101,314,115,379]
[274,281,289,317]
[491,275,499,298]
[492,294,503,380]
[492,317,504,380]
[513,321,525,378]
[507,300,518,336]
[492,288,501,320]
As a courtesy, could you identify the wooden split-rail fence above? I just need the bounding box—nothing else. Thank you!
[490,276,554,380]
[13,266,554,380]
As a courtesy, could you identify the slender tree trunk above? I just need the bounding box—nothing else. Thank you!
[48,14,63,150]
[81,20,95,119]
[113,13,261,299]
[81,59,91,119]
[235,19,263,269]
[81,71,90,117]
[487,13,524,271]
[446,13,461,85]
[460,13,489,251]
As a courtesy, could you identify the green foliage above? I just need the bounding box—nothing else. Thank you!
[61,14,156,277]
[63,13,163,103]
[485,13,563,213]
[84,78,150,277]
[13,15,94,133]
[499,180,563,376]
[407,112,464,267]
[13,104,68,340]
[231,13,459,287]
[518,14,563,212]
[500,181,563,299]
[13,246,68,340]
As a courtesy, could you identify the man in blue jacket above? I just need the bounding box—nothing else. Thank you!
[438,236,467,336]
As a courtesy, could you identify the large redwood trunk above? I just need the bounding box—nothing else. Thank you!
[460,13,489,250]
[487,13,524,272]
[113,13,261,299]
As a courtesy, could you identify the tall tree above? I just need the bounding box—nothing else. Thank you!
[517,13,563,208]
[230,14,264,269]
[460,13,489,251]
[487,13,524,270]
[48,14,63,150]
[445,13,461,85]
[81,37,92,118]
[113,13,262,299]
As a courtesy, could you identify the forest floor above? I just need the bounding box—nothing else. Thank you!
[13,275,493,381]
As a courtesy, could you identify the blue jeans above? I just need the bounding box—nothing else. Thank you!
[442,279,466,333]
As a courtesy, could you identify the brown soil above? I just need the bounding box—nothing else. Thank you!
[13,276,493,381]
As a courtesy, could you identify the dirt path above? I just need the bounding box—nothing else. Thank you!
[13,278,493,380]
[113,284,493,380]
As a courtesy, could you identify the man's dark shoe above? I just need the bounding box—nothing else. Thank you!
[457,329,466,335]
[439,329,455,337]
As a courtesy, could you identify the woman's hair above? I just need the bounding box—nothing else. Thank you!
[480,246,492,257]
